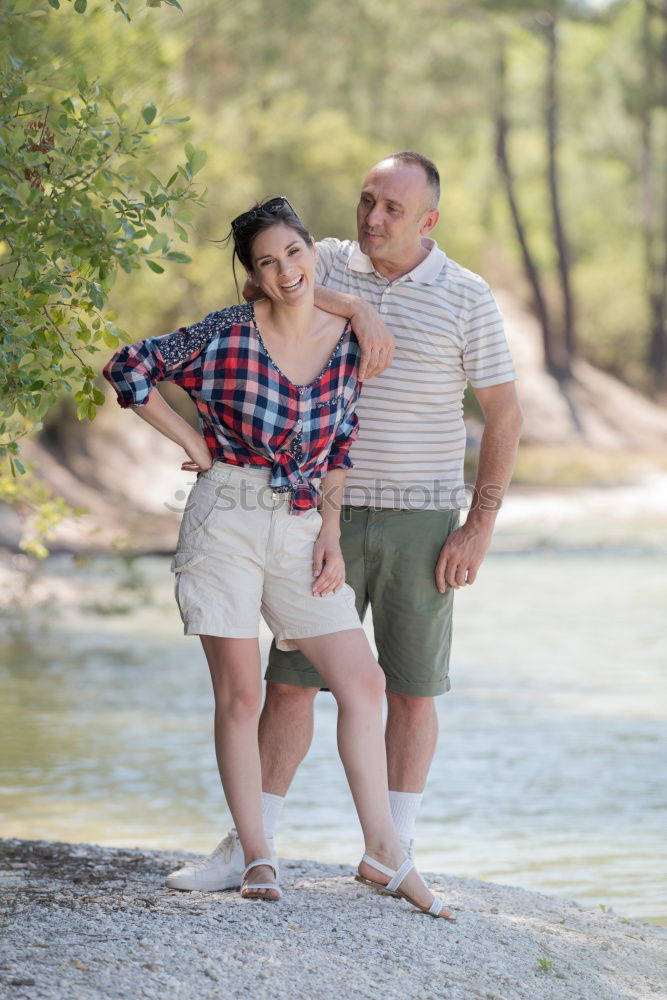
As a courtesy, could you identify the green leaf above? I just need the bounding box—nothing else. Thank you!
[149,232,169,253]
[141,104,157,126]
[89,283,105,310]
[184,142,196,162]
[146,259,164,273]
[47,0,60,7]
[101,328,119,348]
[189,149,207,176]
[74,0,87,12]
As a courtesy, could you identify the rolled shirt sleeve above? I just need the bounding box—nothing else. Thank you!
[103,309,230,408]
[103,339,167,408]
[326,386,361,471]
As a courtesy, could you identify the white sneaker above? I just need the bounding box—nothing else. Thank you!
[165,829,278,891]
[400,836,416,861]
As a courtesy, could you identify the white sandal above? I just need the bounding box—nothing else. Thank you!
[355,854,456,921]
[240,858,282,902]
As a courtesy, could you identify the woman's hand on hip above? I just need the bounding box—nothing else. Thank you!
[181,435,214,474]
[312,531,345,597]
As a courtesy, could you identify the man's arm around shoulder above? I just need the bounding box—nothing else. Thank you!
[241,277,395,381]
[313,285,394,380]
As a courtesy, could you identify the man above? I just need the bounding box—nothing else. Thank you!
[166,151,522,890]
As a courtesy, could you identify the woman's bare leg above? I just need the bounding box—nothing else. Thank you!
[199,635,278,900]
[295,629,453,917]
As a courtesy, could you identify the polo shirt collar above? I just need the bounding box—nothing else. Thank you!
[347,237,447,284]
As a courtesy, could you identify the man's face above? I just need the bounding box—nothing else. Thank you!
[356,160,439,269]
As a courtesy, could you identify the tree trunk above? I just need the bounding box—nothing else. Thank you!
[647,1,667,382]
[494,39,559,375]
[544,11,575,368]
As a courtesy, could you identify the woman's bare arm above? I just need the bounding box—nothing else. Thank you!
[129,388,213,471]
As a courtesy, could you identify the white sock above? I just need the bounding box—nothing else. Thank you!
[389,790,423,842]
[261,792,285,840]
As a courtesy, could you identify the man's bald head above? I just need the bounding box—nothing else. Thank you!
[374,151,440,212]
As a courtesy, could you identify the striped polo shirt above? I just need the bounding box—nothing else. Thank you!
[315,237,516,510]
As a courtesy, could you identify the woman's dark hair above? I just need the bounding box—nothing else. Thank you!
[229,197,313,296]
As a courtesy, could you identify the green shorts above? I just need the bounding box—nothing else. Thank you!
[265,505,459,697]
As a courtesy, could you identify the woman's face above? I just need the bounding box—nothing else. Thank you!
[249,222,316,305]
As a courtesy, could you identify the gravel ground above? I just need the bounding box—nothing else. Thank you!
[0,840,665,1000]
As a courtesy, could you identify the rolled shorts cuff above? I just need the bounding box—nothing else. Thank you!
[275,622,361,652]
[182,620,259,639]
[383,673,451,697]
[264,662,324,689]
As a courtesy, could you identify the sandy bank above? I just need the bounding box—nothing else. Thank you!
[1,840,665,1000]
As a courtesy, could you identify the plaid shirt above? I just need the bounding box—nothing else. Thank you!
[103,303,361,514]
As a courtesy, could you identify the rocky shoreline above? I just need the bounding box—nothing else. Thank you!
[1,840,665,1000]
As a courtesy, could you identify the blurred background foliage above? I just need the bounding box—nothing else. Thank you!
[2,0,667,552]
[10,0,663,384]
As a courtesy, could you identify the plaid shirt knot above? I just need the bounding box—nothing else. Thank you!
[271,449,317,511]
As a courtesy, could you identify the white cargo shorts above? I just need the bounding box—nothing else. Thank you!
[171,461,361,650]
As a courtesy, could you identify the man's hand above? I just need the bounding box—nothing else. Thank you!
[435,381,522,592]
[312,285,394,380]
[348,299,395,380]
[434,517,494,593]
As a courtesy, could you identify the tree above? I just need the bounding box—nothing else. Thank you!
[0,0,206,553]
[489,2,580,380]
[638,0,667,387]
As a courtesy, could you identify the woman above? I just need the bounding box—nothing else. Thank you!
[104,197,454,919]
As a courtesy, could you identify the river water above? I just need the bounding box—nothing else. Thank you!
[1,483,666,925]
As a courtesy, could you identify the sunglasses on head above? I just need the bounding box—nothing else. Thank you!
[231,196,298,235]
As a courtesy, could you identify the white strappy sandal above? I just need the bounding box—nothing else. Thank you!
[240,858,282,902]
[355,854,456,921]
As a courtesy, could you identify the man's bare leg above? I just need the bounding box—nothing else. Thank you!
[385,692,438,790]
[258,681,318,796]
[385,692,438,847]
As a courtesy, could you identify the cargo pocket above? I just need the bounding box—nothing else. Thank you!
[170,552,206,622]
[170,552,206,574]
[177,473,230,546]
